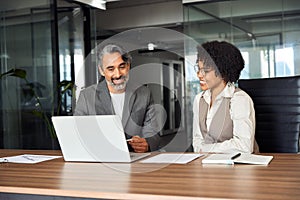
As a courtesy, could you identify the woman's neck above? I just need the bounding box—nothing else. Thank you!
[210,81,227,107]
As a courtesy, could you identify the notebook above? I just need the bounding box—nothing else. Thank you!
[201,153,273,165]
[51,115,150,163]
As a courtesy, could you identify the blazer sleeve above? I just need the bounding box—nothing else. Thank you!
[73,86,97,116]
[143,93,161,151]
[129,86,161,151]
[73,91,88,116]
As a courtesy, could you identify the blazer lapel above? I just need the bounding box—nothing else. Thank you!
[95,80,115,115]
[122,88,136,128]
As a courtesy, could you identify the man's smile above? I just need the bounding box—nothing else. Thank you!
[111,76,126,85]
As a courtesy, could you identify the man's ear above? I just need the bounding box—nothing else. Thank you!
[98,66,104,76]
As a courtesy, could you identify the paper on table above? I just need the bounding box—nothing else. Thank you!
[201,153,237,165]
[140,153,203,164]
[0,154,62,164]
[233,154,273,165]
[201,153,273,165]
[202,154,235,165]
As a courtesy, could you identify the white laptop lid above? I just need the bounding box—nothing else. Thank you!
[51,115,149,163]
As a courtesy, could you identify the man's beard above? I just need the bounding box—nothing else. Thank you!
[107,75,129,91]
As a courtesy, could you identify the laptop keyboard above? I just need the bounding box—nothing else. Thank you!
[129,152,150,161]
[130,152,144,158]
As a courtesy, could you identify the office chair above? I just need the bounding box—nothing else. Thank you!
[239,76,300,153]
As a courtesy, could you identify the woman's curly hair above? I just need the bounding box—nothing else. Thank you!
[197,40,244,83]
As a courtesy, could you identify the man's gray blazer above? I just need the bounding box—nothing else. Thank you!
[74,80,160,151]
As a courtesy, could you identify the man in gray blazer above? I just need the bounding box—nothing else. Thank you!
[74,44,160,152]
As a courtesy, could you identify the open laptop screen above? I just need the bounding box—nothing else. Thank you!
[52,115,149,162]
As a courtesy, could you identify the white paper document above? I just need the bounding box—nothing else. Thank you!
[201,153,237,165]
[140,153,203,164]
[202,153,273,165]
[0,154,62,164]
[233,154,273,165]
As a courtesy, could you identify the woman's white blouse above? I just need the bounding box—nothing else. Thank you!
[192,83,256,153]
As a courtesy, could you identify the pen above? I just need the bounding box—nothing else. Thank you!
[126,139,133,142]
[22,155,35,161]
[231,153,241,160]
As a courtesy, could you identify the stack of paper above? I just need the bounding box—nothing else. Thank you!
[140,153,203,164]
[201,153,273,165]
[233,154,273,165]
[0,154,62,164]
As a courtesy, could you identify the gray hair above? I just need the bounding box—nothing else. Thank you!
[98,44,132,69]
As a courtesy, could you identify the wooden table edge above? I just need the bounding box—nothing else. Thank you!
[0,186,233,200]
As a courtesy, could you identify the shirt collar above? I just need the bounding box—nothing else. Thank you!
[202,82,235,103]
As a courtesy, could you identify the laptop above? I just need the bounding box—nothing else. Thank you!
[51,115,150,163]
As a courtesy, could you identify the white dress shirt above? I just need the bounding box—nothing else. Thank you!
[192,83,256,153]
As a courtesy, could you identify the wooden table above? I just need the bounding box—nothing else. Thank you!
[0,149,300,199]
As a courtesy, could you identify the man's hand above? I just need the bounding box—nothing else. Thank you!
[128,136,149,153]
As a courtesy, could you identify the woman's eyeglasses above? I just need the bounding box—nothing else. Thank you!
[193,64,213,75]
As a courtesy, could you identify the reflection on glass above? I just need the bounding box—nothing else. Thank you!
[183,0,300,80]
[275,47,294,76]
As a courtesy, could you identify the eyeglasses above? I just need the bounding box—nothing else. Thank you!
[193,64,213,75]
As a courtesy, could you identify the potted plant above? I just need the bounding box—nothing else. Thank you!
[0,68,74,141]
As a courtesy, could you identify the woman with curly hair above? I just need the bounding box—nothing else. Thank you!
[193,41,259,153]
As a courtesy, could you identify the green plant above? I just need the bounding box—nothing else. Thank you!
[0,68,74,138]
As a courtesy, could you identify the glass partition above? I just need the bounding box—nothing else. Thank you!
[184,0,300,81]
[0,0,54,149]
[0,0,86,149]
